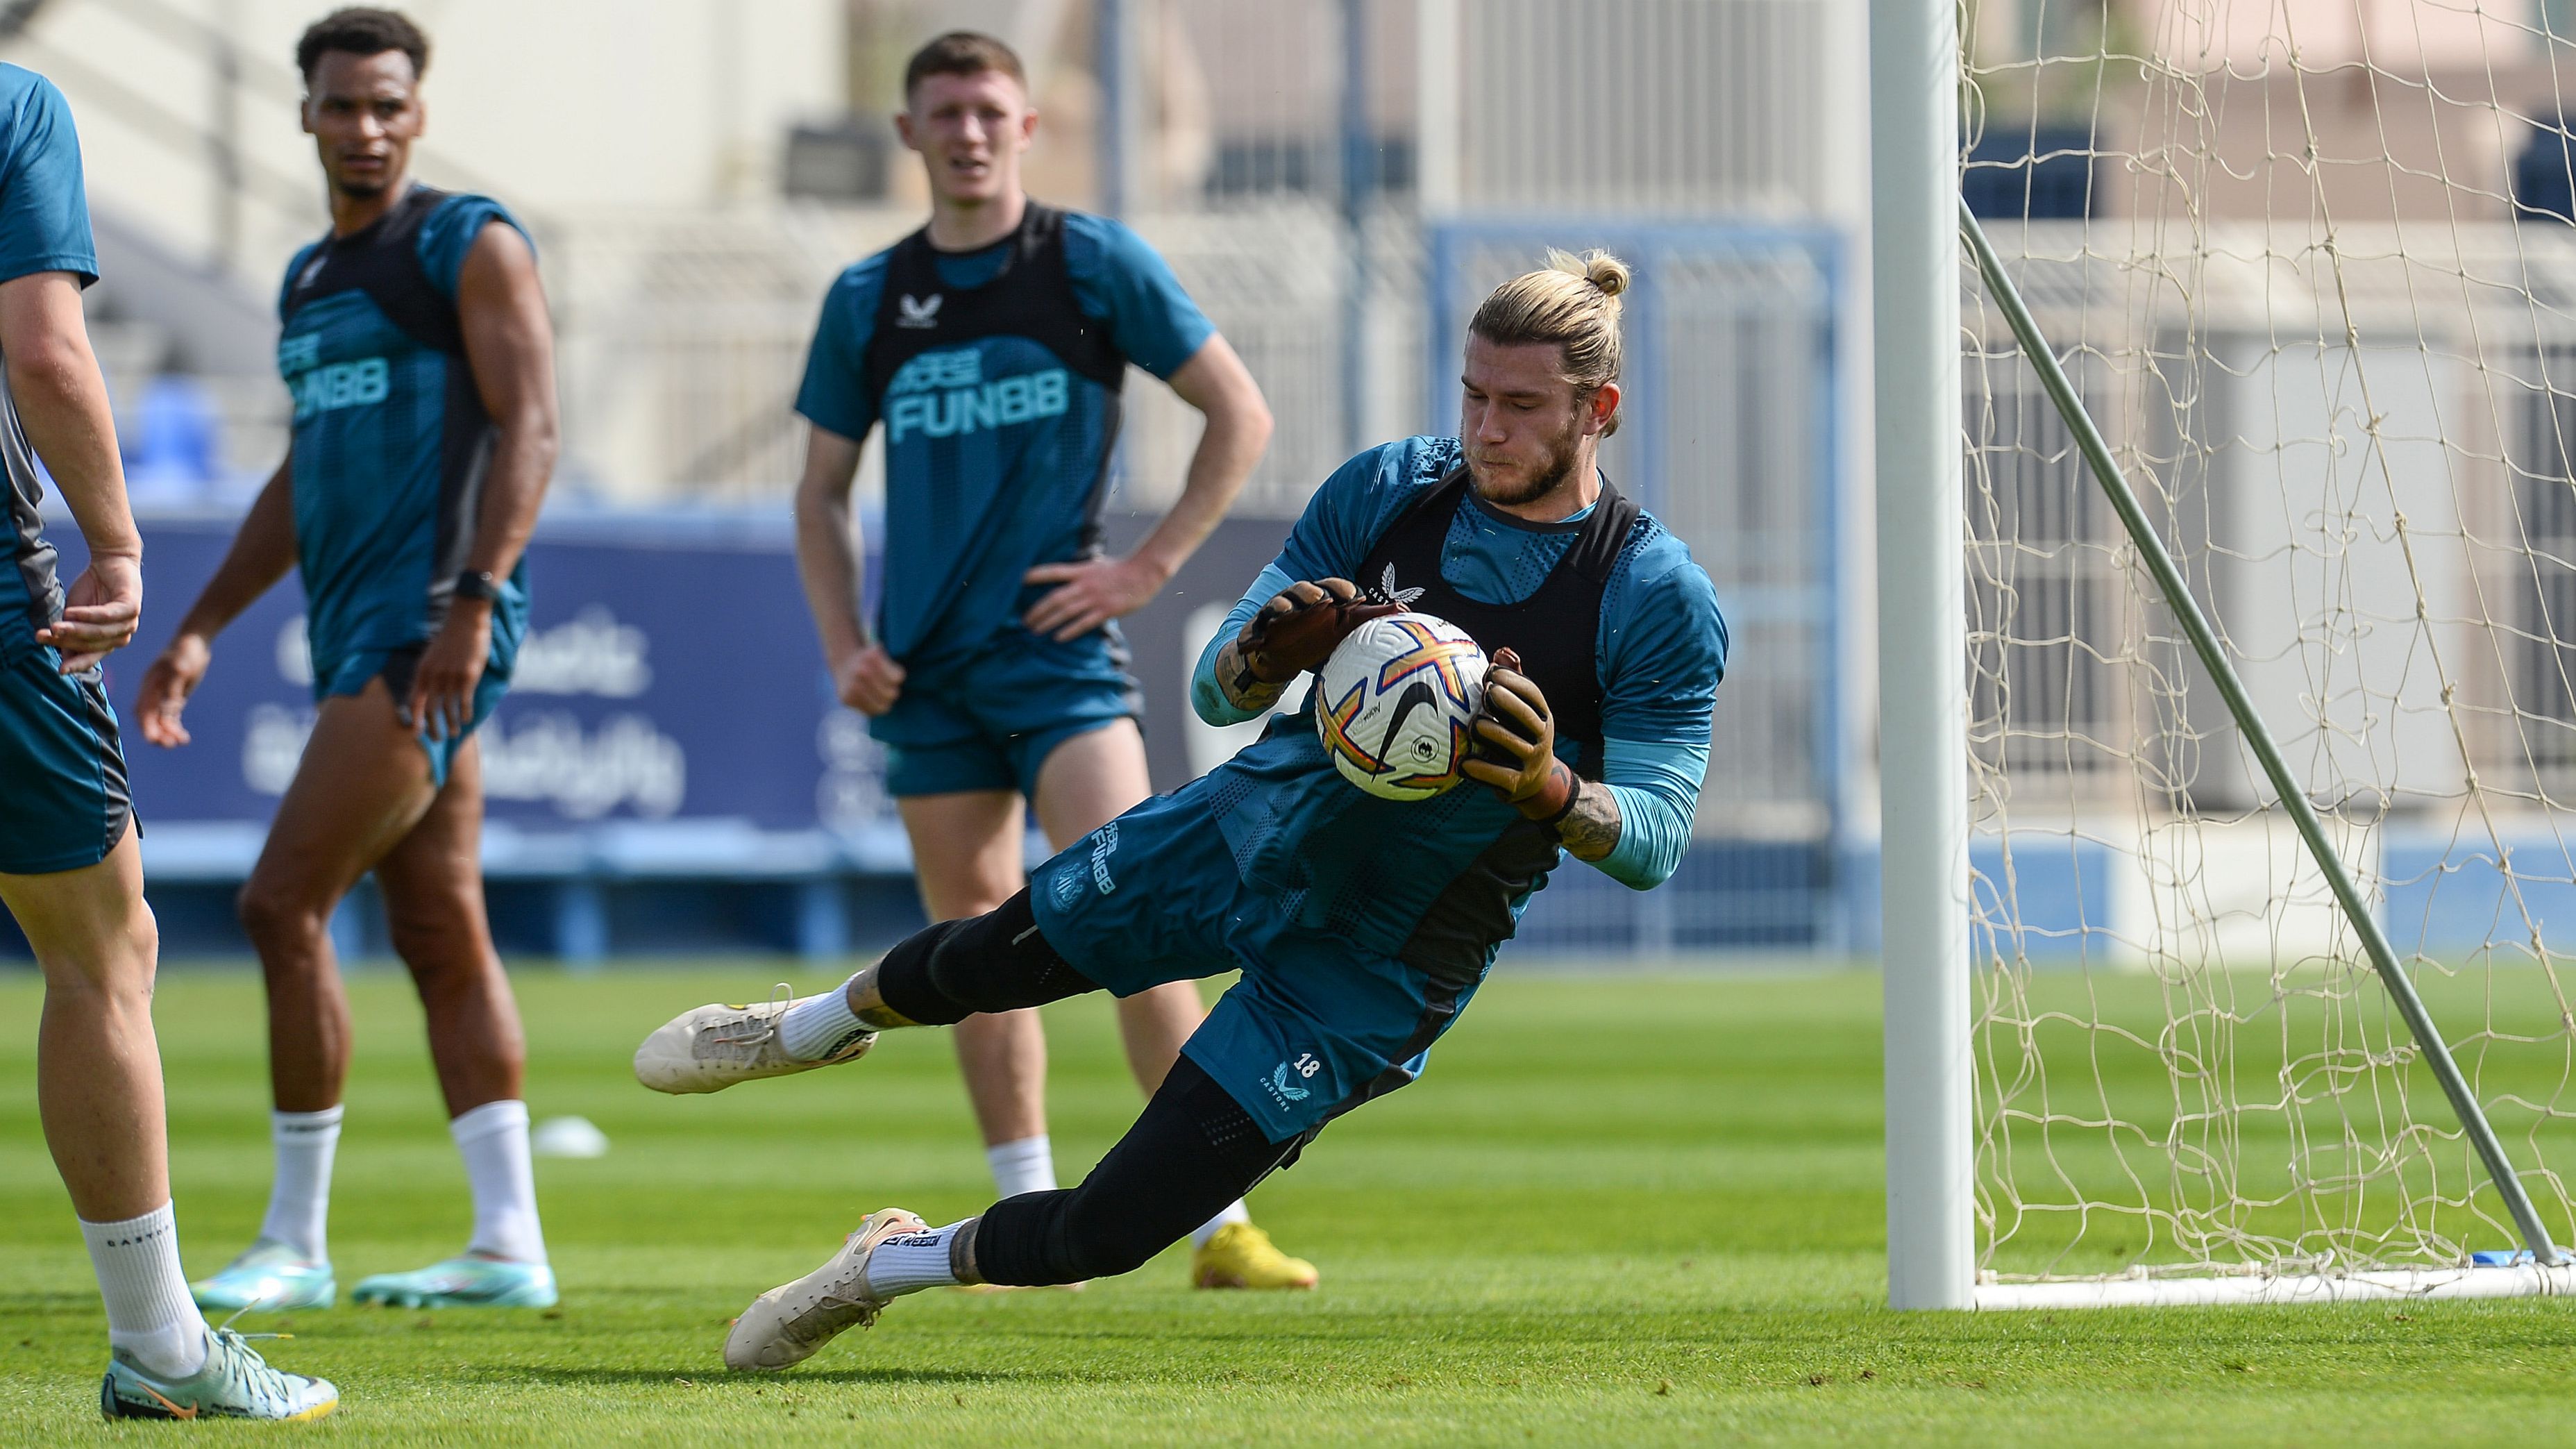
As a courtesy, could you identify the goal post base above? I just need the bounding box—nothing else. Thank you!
[1972,1264,2576,1311]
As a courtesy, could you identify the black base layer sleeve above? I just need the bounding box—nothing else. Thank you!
[874,889,1101,1026]
[973,1055,1308,1286]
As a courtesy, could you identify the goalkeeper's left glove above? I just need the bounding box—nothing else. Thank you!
[1460,647,1578,826]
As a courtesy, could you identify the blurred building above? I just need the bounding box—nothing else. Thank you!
[1953,0,2576,966]
[3,0,1878,959]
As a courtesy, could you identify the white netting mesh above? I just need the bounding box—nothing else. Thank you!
[1962,0,2576,1280]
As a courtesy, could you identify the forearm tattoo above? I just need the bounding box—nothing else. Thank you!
[1554,779,1624,862]
[1215,638,1289,713]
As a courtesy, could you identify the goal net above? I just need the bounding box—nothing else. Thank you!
[1958,0,2576,1295]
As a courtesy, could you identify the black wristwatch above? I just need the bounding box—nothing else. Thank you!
[451,570,500,603]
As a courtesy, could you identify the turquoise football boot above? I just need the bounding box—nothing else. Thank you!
[100,1326,339,1421]
[190,1240,336,1313]
[351,1254,557,1309]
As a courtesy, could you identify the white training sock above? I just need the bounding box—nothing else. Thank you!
[986,1135,1057,1199]
[1190,1200,1254,1250]
[861,1220,969,1300]
[780,979,871,1062]
[259,1105,343,1262]
[451,1100,547,1264]
[81,1203,207,1379]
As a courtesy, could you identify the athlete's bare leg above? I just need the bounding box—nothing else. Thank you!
[372,737,525,1116]
[896,723,1227,1184]
[1,832,166,1221]
[898,789,1045,1146]
[1029,719,1206,1094]
[234,678,439,1112]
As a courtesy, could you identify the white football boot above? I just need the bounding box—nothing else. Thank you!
[100,1327,338,1422]
[633,987,875,1095]
[724,1209,927,1371]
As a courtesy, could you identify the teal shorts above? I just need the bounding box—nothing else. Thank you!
[0,642,133,875]
[874,628,1142,798]
[1028,786,1482,1143]
[319,644,511,789]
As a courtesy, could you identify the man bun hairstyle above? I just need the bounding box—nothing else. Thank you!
[297,6,429,82]
[1467,248,1631,435]
[904,31,1027,99]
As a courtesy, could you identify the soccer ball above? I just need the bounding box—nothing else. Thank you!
[1314,612,1488,801]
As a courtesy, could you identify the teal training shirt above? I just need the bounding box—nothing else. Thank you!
[1192,437,1727,892]
[276,184,532,692]
[0,65,97,655]
[795,209,1213,674]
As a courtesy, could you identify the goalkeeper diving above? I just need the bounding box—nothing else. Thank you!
[634,250,1726,1369]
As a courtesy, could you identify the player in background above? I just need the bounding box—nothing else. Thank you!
[133,8,560,1313]
[0,66,339,1421]
[644,251,1726,1371]
[635,31,1315,1290]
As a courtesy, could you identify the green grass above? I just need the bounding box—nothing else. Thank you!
[2,963,2574,1445]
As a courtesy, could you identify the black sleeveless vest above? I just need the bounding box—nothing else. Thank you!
[283,184,472,356]
[1351,466,1642,983]
[280,184,496,621]
[859,203,1127,412]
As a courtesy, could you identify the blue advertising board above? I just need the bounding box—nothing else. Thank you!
[28,503,1816,960]
[58,510,898,849]
[53,506,1295,863]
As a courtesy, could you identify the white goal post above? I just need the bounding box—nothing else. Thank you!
[1871,0,1976,1310]
[1873,0,2576,1308]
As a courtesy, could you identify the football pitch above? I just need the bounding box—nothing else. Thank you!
[2,964,2572,1446]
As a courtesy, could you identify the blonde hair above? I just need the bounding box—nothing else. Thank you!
[1467,248,1631,434]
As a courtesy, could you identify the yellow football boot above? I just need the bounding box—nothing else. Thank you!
[1190,1222,1319,1290]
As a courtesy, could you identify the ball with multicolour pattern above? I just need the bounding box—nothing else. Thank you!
[1314,612,1489,801]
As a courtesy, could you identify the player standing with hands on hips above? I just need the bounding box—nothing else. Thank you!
[640,251,1726,1371]
[133,7,562,1314]
[635,31,1317,1290]
[0,64,339,1421]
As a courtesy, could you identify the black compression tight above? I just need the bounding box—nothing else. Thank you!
[873,889,1100,1024]
[974,1054,1306,1285]
[868,891,1308,1286]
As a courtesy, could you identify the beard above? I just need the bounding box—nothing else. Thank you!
[1470,411,1588,508]
[333,176,389,201]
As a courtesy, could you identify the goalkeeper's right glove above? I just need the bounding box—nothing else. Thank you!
[1231,577,1401,688]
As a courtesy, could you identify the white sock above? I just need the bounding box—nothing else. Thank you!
[986,1135,1057,1199]
[1190,1200,1253,1249]
[780,979,871,1062]
[450,1100,547,1264]
[80,1203,208,1378]
[258,1106,343,1262]
[861,1220,968,1299]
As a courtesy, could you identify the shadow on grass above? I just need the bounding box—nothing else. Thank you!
[498,1365,1048,1389]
